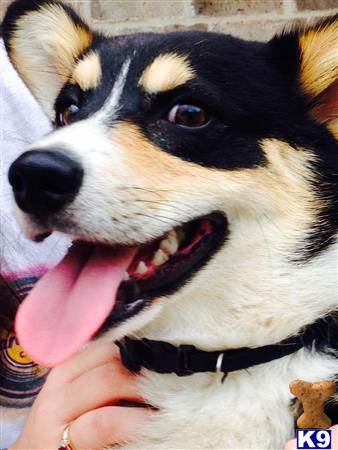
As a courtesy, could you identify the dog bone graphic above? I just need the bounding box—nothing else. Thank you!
[290,379,336,429]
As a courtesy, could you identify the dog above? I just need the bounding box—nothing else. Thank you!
[3,0,338,448]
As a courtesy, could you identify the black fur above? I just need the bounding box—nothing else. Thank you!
[3,3,338,263]
[53,27,338,260]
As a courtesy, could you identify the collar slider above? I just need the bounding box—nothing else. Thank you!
[177,345,196,376]
[118,337,142,372]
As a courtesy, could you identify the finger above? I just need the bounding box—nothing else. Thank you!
[46,341,122,386]
[62,361,142,422]
[70,406,152,450]
[284,438,296,450]
[332,425,338,449]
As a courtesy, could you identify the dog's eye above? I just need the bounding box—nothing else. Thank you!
[59,104,79,126]
[168,104,209,128]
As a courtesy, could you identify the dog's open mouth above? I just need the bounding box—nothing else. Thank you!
[15,212,227,367]
[103,212,227,328]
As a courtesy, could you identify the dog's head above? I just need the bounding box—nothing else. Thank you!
[3,0,338,366]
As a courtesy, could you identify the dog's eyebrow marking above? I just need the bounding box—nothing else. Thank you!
[71,51,102,90]
[138,53,195,94]
[95,58,131,123]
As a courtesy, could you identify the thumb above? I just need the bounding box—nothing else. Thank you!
[284,438,296,450]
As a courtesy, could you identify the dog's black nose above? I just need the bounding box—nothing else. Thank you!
[8,150,83,215]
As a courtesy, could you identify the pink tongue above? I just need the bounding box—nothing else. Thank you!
[15,243,136,367]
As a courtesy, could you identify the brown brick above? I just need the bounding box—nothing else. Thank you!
[164,23,208,32]
[210,15,335,41]
[195,0,283,16]
[91,1,194,23]
[70,1,92,23]
[0,1,91,25]
[209,18,293,41]
[99,22,208,36]
[296,0,338,10]
[60,1,87,16]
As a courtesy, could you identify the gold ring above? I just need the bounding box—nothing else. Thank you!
[58,424,76,450]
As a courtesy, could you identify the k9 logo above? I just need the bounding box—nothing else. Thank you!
[296,430,332,449]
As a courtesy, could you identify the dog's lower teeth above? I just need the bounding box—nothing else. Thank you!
[123,271,130,281]
[176,228,185,242]
[153,248,169,266]
[136,261,148,274]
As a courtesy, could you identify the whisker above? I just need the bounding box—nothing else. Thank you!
[134,212,174,226]
[116,185,199,197]
[133,198,196,211]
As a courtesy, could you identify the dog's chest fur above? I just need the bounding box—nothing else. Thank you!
[115,350,337,449]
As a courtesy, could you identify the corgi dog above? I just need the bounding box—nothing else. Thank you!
[3,1,338,448]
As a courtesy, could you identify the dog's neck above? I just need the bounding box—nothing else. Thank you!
[117,311,338,377]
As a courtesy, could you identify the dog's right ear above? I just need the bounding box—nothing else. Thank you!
[3,0,94,118]
[270,15,337,137]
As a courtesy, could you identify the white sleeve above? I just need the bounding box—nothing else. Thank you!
[0,39,69,278]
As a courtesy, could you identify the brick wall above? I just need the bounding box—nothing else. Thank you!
[1,1,337,42]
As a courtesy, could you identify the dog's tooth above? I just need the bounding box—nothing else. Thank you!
[160,230,179,255]
[123,271,130,281]
[167,229,178,240]
[136,261,148,274]
[153,248,169,266]
[176,228,185,243]
[160,238,174,255]
[67,240,74,249]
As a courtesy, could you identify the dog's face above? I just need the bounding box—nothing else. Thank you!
[3,1,338,363]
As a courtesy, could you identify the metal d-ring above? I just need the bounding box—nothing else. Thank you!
[216,352,224,374]
[216,353,228,383]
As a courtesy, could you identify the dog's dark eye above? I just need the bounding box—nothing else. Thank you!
[59,104,79,126]
[168,104,209,128]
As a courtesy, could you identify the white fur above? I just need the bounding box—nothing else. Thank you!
[117,350,338,449]
[94,59,131,123]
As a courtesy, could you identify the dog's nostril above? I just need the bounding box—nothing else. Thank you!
[39,174,77,196]
[8,149,83,215]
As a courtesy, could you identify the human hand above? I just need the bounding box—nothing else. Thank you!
[10,341,151,449]
[285,425,338,450]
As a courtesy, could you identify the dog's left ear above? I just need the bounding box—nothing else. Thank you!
[3,0,94,118]
[270,15,337,135]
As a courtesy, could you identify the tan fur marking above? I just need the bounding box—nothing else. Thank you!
[138,53,195,94]
[327,119,338,139]
[71,51,102,90]
[299,21,338,98]
[258,139,321,236]
[112,125,319,239]
[112,122,199,182]
[9,3,92,116]
[112,123,317,209]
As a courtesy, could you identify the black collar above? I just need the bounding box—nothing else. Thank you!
[116,312,338,377]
